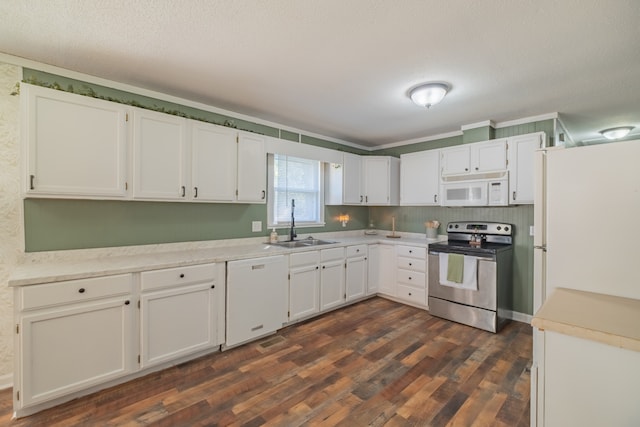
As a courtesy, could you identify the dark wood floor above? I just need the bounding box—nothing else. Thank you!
[0,297,532,426]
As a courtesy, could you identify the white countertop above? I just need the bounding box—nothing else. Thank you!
[9,232,445,287]
[532,288,640,352]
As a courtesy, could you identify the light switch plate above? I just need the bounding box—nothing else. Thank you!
[252,221,262,232]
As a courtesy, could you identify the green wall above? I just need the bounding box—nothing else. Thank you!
[24,200,369,251]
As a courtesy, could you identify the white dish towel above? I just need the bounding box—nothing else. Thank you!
[438,253,479,290]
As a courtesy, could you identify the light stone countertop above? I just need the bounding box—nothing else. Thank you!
[9,231,445,287]
[532,288,640,353]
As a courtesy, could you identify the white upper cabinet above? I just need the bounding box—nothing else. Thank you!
[508,132,545,204]
[343,153,363,204]
[329,154,400,206]
[441,139,507,176]
[237,132,267,203]
[190,121,237,202]
[400,149,440,205]
[363,156,400,205]
[22,83,129,199]
[132,108,188,200]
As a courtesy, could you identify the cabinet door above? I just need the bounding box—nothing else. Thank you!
[190,121,237,201]
[367,245,379,294]
[237,132,266,203]
[363,157,390,204]
[377,245,397,296]
[320,259,345,311]
[23,84,128,198]
[140,282,219,368]
[441,146,470,175]
[473,139,507,172]
[19,297,134,407]
[133,109,188,200]
[346,256,367,301]
[401,150,440,205]
[343,153,363,204]
[508,133,543,204]
[289,265,320,321]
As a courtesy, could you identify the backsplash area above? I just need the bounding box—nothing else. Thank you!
[370,205,534,315]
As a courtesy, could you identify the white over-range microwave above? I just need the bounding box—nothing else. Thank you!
[440,172,509,207]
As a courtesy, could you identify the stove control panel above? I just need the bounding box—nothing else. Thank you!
[447,221,513,237]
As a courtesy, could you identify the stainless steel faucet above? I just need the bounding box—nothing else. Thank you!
[289,199,297,241]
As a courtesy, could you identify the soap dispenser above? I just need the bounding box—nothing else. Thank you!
[269,228,278,243]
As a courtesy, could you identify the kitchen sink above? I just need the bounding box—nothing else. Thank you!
[271,239,337,248]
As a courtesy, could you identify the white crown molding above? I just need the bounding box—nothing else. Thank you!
[375,130,464,150]
[0,52,372,152]
[460,120,495,131]
[494,112,558,129]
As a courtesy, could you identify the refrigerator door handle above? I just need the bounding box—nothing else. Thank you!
[534,245,547,251]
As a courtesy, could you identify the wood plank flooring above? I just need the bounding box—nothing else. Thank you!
[0,297,532,426]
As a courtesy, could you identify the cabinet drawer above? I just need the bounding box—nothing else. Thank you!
[21,274,133,311]
[289,251,320,267]
[397,256,426,272]
[346,244,367,258]
[396,245,426,259]
[397,269,426,288]
[141,263,217,291]
[320,247,345,262]
[396,284,426,306]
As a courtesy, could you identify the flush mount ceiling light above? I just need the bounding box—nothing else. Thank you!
[409,83,449,108]
[600,126,634,140]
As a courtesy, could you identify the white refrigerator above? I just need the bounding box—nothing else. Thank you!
[531,139,640,426]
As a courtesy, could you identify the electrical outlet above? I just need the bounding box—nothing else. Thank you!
[529,225,534,236]
[252,221,262,232]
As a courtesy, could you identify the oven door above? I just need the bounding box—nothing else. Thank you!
[428,252,497,311]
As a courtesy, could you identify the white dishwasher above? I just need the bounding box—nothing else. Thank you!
[226,255,288,347]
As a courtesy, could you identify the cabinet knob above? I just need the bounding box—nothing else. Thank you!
[409,262,412,266]
[465,168,468,171]
[179,274,185,278]
[78,288,85,293]
[409,277,412,280]
[356,249,360,252]
[211,285,215,289]
[409,292,412,296]
[322,266,326,269]
[409,250,413,254]
[475,167,479,171]
[124,300,130,305]
[316,266,319,270]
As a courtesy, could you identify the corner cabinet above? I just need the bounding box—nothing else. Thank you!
[21,83,129,199]
[508,132,545,204]
[400,149,440,205]
[14,275,135,410]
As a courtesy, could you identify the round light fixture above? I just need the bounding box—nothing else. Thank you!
[409,83,449,108]
[600,126,634,140]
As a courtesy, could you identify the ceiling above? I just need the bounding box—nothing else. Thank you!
[1,0,639,148]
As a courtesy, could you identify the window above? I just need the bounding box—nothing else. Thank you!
[268,154,324,228]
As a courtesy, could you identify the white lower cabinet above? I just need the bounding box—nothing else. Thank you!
[15,274,135,410]
[226,256,288,346]
[395,245,428,307]
[345,245,367,301]
[289,251,321,321]
[139,263,224,368]
[375,244,397,297]
[320,248,345,311]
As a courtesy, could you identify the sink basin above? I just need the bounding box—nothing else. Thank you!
[271,239,337,248]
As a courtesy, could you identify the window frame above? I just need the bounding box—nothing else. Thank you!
[267,153,325,229]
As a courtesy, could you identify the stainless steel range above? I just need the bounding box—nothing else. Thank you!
[428,221,514,333]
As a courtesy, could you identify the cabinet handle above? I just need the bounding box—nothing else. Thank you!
[261,190,266,200]
[409,250,413,254]
[434,194,437,203]
[365,257,367,260]
[179,274,185,278]
[124,300,130,305]
[211,285,215,289]
[409,262,412,266]
[409,277,412,280]
[512,191,516,200]
[409,292,412,296]
[29,174,35,190]
[365,196,368,203]
[194,187,198,198]
[322,266,326,269]
[465,168,468,171]
[181,186,186,197]
[356,249,360,252]
[360,195,363,202]
[475,167,479,171]
[78,288,85,293]
[316,266,319,270]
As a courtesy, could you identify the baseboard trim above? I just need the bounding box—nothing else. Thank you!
[0,373,13,390]
[506,310,532,324]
